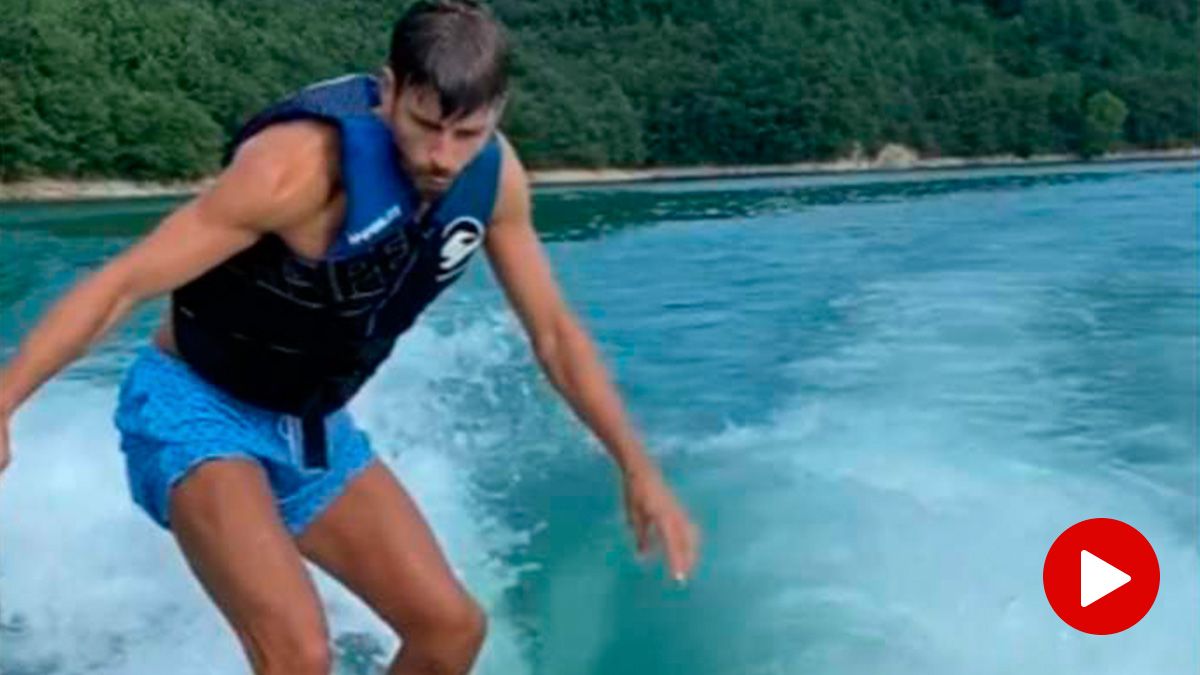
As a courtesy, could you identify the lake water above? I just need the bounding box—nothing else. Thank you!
[1,161,1197,674]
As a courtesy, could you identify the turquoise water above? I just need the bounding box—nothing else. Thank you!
[0,162,1197,674]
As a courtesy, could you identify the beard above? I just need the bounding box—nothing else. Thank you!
[415,179,449,203]
[409,165,453,200]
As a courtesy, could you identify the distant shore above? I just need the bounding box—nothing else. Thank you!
[2,145,1196,203]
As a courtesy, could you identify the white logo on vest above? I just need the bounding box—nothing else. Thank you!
[348,204,403,246]
[436,216,485,282]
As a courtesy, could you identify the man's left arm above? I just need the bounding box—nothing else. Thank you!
[484,137,700,583]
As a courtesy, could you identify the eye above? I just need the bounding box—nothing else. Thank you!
[455,129,484,140]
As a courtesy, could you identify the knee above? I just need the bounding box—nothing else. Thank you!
[243,623,332,675]
[283,635,333,675]
[443,598,488,653]
[402,597,488,674]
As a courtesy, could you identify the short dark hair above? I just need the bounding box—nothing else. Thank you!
[388,0,510,119]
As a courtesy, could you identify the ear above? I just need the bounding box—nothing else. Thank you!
[378,66,399,115]
[490,95,510,126]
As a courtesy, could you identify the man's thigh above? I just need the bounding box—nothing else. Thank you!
[170,458,327,650]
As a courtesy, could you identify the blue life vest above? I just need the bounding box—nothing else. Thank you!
[171,74,502,467]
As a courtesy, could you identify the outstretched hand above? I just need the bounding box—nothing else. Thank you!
[622,466,701,584]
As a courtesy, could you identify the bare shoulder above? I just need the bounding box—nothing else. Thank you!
[234,120,340,181]
[200,120,341,234]
[495,132,528,185]
[490,132,531,226]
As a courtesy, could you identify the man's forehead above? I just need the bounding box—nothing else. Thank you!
[402,86,496,125]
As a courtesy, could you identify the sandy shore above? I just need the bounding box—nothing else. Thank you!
[1,146,1195,203]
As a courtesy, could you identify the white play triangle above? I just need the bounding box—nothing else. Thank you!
[1081,549,1131,608]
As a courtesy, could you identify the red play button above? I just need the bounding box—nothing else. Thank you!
[1043,518,1160,635]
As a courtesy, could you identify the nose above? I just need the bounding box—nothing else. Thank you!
[428,131,453,175]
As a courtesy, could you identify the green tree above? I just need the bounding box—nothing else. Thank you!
[1,0,1197,179]
[1082,89,1128,157]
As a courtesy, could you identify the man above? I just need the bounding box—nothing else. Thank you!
[0,2,700,674]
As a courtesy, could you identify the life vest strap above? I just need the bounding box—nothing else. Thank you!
[301,413,329,470]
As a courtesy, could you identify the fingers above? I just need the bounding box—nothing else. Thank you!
[662,518,687,582]
[659,510,700,584]
[624,478,702,584]
[629,505,652,556]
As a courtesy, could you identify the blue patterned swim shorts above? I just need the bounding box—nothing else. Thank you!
[113,345,376,535]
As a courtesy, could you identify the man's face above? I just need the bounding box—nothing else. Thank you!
[380,79,501,199]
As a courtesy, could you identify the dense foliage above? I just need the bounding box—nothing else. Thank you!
[1,0,1196,179]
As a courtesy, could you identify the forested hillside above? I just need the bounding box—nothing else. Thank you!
[1,0,1196,180]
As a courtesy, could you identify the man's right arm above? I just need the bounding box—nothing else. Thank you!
[0,123,334,423]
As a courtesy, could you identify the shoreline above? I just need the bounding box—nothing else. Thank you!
[1,147,1196,203]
